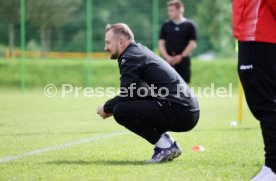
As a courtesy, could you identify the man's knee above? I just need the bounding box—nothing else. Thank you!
[113,103,128,125]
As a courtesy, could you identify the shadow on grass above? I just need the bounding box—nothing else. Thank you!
[46,159,152,166]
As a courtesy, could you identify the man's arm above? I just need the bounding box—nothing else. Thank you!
[159,40,174,64]
[97,95,122,119]
[174,40,197,64]
[159,23,175,65]
[100,57,142,116]
[97,105,113,119]
[97,95,124,119]
[103,95,122,113]
[181,40,197,58]
[174,22,197,64]
[268,0,276,18]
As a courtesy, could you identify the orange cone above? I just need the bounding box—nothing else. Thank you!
[192,145,205,151]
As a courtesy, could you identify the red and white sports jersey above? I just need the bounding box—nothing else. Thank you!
[232,0,276,44]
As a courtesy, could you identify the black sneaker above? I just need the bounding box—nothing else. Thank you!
[169,141,182,160]
[147,146,175,163]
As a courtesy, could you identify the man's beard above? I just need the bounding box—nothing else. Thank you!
[110,48,120,59]
[110,53,119,59]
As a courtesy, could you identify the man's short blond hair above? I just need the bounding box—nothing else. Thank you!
[106,23,134,41]
[167,0,184,9]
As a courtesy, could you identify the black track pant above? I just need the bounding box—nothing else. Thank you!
[238,41,276,173]
[174,57,191,84]
[113,100,199,144]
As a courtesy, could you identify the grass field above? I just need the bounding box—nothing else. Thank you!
[0,90,264,181]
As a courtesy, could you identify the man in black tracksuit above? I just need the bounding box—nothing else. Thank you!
[97,23,199,163]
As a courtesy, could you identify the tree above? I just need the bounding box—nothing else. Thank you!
[26,0,82,57]
[0,0,20,57]
[195,0,235,56]
[0,0,235,57]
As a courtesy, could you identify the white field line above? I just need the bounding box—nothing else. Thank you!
[0,131,128,163]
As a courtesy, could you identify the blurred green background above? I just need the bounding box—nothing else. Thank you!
[0,0,236,89]
[0,59,238,89]
[0,0,234,56]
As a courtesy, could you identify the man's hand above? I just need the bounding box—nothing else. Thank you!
[97,105,112,119]
[165,55,175,65]
[173,55,183,65]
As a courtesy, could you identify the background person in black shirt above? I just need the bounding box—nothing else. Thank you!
[97,23,199,163]
[159,0,197,84]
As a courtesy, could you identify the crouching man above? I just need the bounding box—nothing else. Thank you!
[97,23,200,163]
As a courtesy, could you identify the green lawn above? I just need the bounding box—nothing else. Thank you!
[0,90,264,180]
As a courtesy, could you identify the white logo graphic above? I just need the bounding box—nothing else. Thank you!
[174,27,180,31]
[44,84,57,97]
[121,58,126,65]
[240,64,253,70]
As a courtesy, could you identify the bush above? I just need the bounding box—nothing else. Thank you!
[0,58,238,90]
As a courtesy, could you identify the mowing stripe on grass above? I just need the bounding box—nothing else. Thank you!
[0,130,128,163]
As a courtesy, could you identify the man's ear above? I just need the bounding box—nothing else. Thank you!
[180,7,184,14]
[119,37,125,48]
